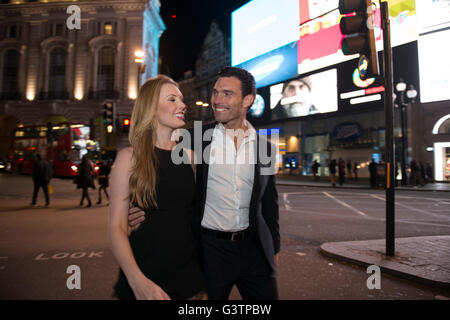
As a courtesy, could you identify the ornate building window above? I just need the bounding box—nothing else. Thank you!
[48,48,67,99]
[1,49,20,100]
[55,24,64,37]
[104,23,113,35]
[97,47,115,99]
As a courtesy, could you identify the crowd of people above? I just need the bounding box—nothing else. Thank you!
[30,155,112,208]
[310,158,434,188]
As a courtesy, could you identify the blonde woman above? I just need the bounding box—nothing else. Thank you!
[109,75,205,300]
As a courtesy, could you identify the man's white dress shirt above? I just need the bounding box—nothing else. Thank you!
[201,121,257,232]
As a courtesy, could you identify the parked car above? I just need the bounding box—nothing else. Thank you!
[0,158,12,173]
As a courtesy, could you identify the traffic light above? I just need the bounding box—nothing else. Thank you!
[339,0,379,79]
[47,122,53,143]
[122,117,130,134]
[102,103,115,133]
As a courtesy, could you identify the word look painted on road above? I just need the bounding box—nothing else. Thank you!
[366,265,381,290]
[35,251,103,261]
[66,5,81,30]
[66,265,81,290]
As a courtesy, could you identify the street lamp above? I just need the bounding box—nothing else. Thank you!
[395,78,418,185]
[134,50,145,93]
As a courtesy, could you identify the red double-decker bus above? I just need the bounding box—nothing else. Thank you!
[11,122,101,177]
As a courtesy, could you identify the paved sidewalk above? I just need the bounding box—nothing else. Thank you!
[276,175,450,192]
[320,236,450,290]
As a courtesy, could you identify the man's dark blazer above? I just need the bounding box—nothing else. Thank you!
[187,122,280,272]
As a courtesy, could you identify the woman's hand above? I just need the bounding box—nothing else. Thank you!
[129,274,171,300]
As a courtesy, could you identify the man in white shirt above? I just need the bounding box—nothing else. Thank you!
[129,67,280,300]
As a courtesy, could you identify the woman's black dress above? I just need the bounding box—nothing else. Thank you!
[113,148,204,299]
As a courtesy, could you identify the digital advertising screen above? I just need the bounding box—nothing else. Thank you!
[232,0,418,89]
[231,0,300,66]
[416,0,450,34]
[269,68,338,121]
[418,28,450,103]
[236,41,299,89]
[297,0,417,74]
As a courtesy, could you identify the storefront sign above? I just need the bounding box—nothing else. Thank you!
[332,123,362,142]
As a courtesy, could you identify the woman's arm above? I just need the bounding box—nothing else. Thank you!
[108,147,170,300]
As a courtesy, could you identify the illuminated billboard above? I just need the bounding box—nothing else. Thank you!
[416,0,450,34]
[269,68,338,120]
[298,0,417,74]
[232,0,418,88]
[231,0,299,66]
[418,28,450,103]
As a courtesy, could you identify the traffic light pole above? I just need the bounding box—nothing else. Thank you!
[381,1,395,257]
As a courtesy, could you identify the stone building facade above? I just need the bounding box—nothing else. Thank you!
[0,0,165,156]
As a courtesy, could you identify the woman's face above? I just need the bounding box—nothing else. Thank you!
[155,83,186,129]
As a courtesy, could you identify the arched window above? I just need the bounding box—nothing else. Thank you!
[48,48,67,99]
[1,49,20,100]
[97,47,115,99]
[432,114,450,134]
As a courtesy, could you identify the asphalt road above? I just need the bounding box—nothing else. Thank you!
[0,173,449,300]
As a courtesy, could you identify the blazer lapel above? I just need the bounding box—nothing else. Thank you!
[249,135,261,224]
[199,125,214,220]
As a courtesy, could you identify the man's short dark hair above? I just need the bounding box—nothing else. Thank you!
[217,67,256,97]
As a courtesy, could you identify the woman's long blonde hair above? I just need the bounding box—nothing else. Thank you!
[128,75,178,209]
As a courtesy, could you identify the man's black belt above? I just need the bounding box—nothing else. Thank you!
[201,227,250,241]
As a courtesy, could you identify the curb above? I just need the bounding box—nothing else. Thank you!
[319,241,450,290]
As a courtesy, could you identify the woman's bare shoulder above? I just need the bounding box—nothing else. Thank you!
[113,147,133,170]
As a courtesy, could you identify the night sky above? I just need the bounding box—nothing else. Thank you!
[158,0,250,80]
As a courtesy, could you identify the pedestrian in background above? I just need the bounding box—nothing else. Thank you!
[410,160,423,187]
[329,159,337,187]
[369,158,377,188]
[419,162,426,185]
[77,154,96,207]
[97,160,111,205]
[347,160,352,179]
[353,162,358,180]
[338,158,346,186]
[312,159,320,181]
[30,154,53,207]
[426,162,433,183]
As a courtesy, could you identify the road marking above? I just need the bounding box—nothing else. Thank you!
[322,192,368,217]
[35,251,104,261]
[282,193,292,210]
[370,195,450,220]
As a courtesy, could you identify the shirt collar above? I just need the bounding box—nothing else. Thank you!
[215,120,257,142]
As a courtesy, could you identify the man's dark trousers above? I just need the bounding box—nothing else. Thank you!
[201,231,278,300]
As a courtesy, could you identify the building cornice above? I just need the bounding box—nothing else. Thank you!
[0,1,147,18]
[0,38,24,52]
